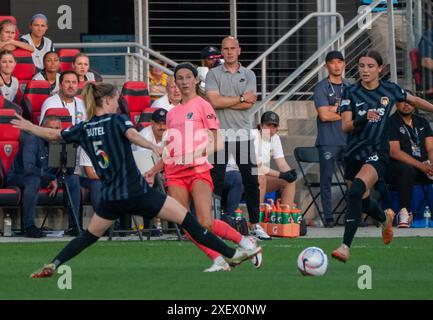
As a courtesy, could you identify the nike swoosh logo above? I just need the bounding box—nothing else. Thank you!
[346,219,356,222]
[420,128,424,131]
[356,102,365,107]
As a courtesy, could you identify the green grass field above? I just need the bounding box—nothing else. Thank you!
[1,237,433,300]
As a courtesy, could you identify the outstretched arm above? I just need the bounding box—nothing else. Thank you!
[11,114,62,142]
[125,128,162,156]
[406,93,433,113]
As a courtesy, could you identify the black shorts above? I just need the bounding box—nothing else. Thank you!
[344,152,388,181]
[96,188,167,221]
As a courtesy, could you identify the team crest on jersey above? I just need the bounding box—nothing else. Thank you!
[186,112,194,119]
[358,110,367,116]
[340,99,350,107]
[4,144,12,157]
[400,126,406,135]
[381,97,389,107]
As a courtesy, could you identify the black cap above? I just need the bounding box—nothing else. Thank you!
[151,108,167,123]
[325,50,345,62]
[260,111,279,126]
[201,46,221,59]
[174,62,198,77]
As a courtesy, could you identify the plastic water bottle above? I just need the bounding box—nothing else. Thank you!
[424,206,431,228]
[3,213,12,237]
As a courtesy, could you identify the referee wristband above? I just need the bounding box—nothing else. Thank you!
[353,114,368,128]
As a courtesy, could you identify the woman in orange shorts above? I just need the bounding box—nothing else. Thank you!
[146,63,262,272]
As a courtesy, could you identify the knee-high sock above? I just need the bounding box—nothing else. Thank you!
[362,196,386,223]
[185,219,243,261]
[181,212,236,258]
[343,178,366,247]
[52,230,99,267]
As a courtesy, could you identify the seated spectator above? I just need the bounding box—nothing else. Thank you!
[386,91,433,228]
[72,53,102,84]
[148,57,168,102]
[0,19,34,53]
[5,115,81,237]
[150,76,181,111]
[418,27,433,93]
[134,108,167,153]
[32,51,61,95]
[254,111,297,207]
[197,46,223,96]
[0,50,19,102]
[19,13,54,71]
[40,70,86,125]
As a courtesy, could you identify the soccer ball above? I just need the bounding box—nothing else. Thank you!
[297,247,328,276]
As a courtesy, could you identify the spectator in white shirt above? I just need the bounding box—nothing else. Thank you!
[134,108,167,154]
[40,70,86,125]
[150,76,181,111]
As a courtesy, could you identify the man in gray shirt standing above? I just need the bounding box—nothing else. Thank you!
[313,50,348,227]
[206,36,271,240]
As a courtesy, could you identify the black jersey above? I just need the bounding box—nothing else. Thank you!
[340,80,406,161]
[61,113,147,201]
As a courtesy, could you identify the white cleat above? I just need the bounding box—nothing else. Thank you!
[226,246,262,266]
[239,236,263,269]
[250,224,272,241]
[203,259,231,273]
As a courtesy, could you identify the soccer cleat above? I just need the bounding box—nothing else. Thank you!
[397,209,411,228]
[382,209,395,245]
[204,259,231,272]
[237,236,263,268]
[30,263,56,278]
[250,224,272,241]
[331,244,350,263]
[226,246,262,266]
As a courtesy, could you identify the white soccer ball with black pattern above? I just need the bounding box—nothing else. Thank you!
[297,247,328,276]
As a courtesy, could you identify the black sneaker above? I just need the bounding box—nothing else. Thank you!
[24,225,46,238]
[64,226,80,237]
[324,218,335,228]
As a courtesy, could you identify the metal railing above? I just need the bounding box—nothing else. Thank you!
[246,12,345,101]
[249,0,389,117]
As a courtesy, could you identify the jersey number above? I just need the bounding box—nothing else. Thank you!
[93,141,109,169]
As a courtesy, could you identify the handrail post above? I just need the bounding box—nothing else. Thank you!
[261,57,267,103]
[230,0,237,38]
[387,0,397,83]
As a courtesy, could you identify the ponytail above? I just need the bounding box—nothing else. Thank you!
[82,82,118,119]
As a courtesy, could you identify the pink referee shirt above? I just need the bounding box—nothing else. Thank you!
[164,95,219,178]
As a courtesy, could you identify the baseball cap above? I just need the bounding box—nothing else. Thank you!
[260,111,279,126]
[151,108,168,123]
[201,46,221,59]
[325,50,345,62]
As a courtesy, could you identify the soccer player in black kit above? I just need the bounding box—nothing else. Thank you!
[11,82,261,278]
[332,50,433,262]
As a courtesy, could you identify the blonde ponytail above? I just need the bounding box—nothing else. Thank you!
[82,82,97,119]
[82,82,118,119]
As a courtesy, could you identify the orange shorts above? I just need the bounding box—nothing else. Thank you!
[165,170,214,193]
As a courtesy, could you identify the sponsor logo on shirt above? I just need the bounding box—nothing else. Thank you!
[341,99,351,106]
[239,78,246,83]
[355,101,365,107]
[206,113,217,121]
[381,96,389,107]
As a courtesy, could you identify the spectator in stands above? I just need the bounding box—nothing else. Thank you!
[254,111,297,207]
[72,53,102,84]
[197,46,223,96]
[206,36,271,240]
[418,27,433,93]
[32,51,61,95]
[145,63,261,272]
[150,76,181,111]
[386,90,433,228]
[19,13,54,72]
[5,115,81,237]
[313,50,349,228]
[0,50,19,102]
[148,57,168,103]
[359,0,407,73]
[40,70,86,125]
[332,50,433,263]
[0,19,34,53]
[134,108,167,153]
